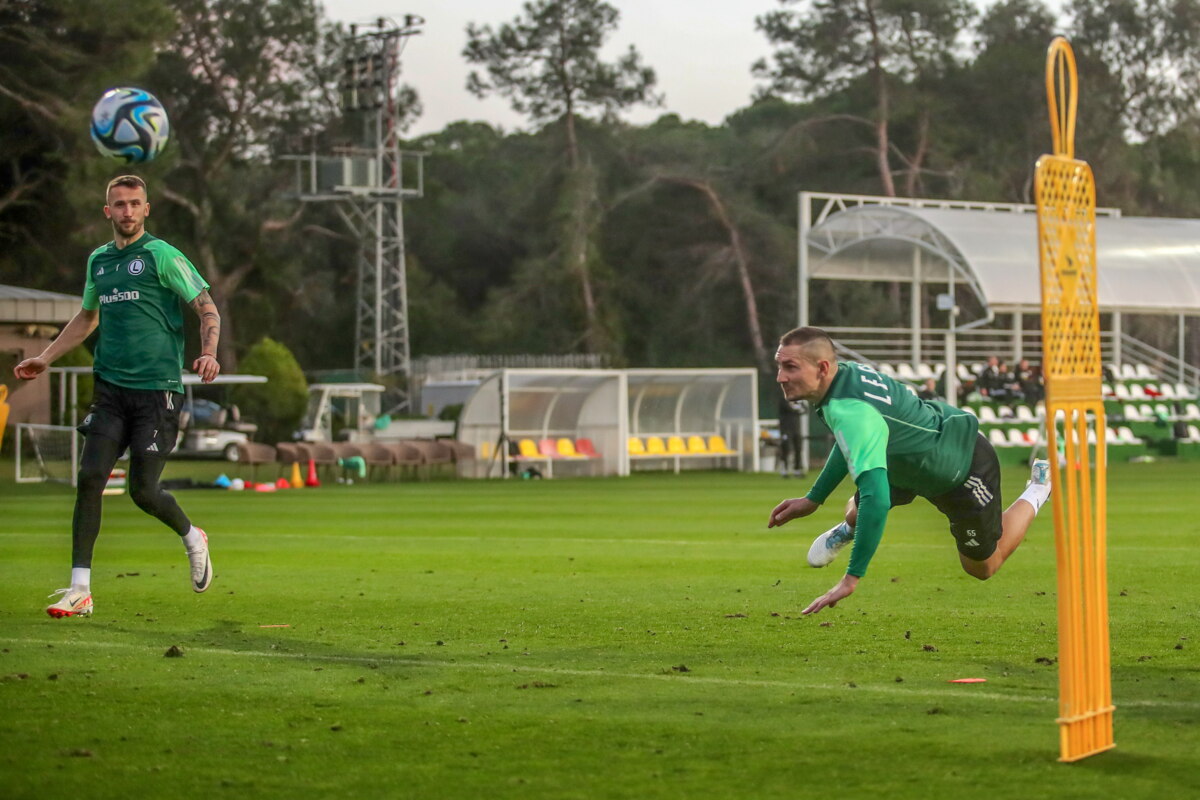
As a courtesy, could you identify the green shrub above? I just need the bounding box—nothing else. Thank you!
[231,338,307,445]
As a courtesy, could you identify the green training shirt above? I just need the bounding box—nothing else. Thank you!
[82,233,209,392]
[805,362,979,576]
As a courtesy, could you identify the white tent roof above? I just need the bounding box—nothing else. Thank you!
[807,205,1200,314]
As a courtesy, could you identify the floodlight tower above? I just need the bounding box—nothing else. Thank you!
[287,16,425,411]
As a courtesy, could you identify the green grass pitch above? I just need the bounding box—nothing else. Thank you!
[1,462,1197,799]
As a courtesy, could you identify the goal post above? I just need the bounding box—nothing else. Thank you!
[1034,37,1115,763]
[15,423,79,486]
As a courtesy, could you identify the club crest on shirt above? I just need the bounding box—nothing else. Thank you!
[128,258,145,276]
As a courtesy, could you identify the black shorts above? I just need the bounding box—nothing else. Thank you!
[77,377,183,458]
[858,433,1004,560]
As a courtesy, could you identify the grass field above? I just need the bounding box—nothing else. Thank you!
[1,462,1198,799]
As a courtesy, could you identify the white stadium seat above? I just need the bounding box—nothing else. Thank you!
[1120,364,1138,380]
[1122,405,1143,422]
[1114,384,1131,401]
[989,429,1009,447]
[1016,405,1036,421]
[978,406,998,423]
[897,363,918,380]
[1007,428,1026,445]
[1176,383,1195,400]
[1186,404,1200,420]
[1189,425,1200,441]
[1117,426,1142,444]
[1135,364,1154,379]
[1158,383,1176,399]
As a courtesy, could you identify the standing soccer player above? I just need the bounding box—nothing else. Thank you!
[767,327,1051,615]
[14,175,221,618]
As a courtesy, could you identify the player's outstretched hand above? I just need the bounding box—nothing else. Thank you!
[802,574,859,615]
[767,496,819,528]
[14,356,48,381]
[193,354,221,383]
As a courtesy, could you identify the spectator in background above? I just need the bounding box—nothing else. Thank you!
[1015,359,1043,406]
[918,377,940,401]
[977,356,1002,399]
[777,395,805,478]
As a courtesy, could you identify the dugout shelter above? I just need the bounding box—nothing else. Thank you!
[456,368,759,478]
[0,284,82,429]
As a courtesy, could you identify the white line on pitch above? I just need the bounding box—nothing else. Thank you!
[3,636,1195,710]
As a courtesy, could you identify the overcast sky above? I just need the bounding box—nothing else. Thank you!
[327,0,788,136]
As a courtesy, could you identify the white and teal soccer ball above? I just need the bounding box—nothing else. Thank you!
[90,87,170,164]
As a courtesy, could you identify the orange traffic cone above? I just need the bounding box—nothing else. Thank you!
[290,461,303,489]
[305,458,320,488]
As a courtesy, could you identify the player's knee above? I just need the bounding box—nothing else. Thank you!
[76,464,109,496]
[960,558,997,581]
[129,480,163,512]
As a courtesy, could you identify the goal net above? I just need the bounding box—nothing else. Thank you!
[15,424,79,485]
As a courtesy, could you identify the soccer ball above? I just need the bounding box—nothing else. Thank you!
[90,87,170,164]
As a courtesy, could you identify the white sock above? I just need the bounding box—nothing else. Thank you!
[1019,483,1051,514]
[71,568,91,593]
[182,526,205,551]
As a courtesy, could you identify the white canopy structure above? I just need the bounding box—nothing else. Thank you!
[456,368,759,478]
[799,192,1200,391]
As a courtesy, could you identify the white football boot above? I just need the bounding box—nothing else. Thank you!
[806,521,855,568]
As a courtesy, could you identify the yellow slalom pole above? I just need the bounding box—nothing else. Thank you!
[1034,37,1115,762]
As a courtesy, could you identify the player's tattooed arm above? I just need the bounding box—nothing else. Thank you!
[190,289,221,357]
[190,289,221,383]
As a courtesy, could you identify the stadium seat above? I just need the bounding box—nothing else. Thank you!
[1128,383,1147,400]
[997,405,1014,418]
[897,363,917,380]
[576,438,600,458]
[1154,403,1172,419]
[666,436,688,455]
[916,363,935,380]
[1024,428,1040,444]
[877,363,897,377]
[645,436,667,455]
[517,438,542,459]
[708,435,736,454]
[1119,364,1138,380]
[1158,383,1176,399]
[1117,426,1143,444]
[956,363,972,381]
[384,442,424,480]
[235,441,277,481]
[686,435,708,454]
[1186,404,1200,420]
[978,406,998,423]
[1189,425,1200,441]
[1114,383,1131,401]
[1016,405,1036,421]
[1135,363,1154,379]
[1006,428,1026,445]
[538,438,559,458]
[556,438,587,458]
[962,406,977,416]
[1122,405,1143,422]
[988,429,1009,447]
[627,437,647,456]
[1138,403,1155,419]
[1176,383,1195,400]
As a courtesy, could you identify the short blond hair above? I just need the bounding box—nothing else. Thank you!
[106,175,147,201]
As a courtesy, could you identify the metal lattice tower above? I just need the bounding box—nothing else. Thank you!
[285,16,425,411]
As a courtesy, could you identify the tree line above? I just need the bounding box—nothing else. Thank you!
[2,0,1198,383]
